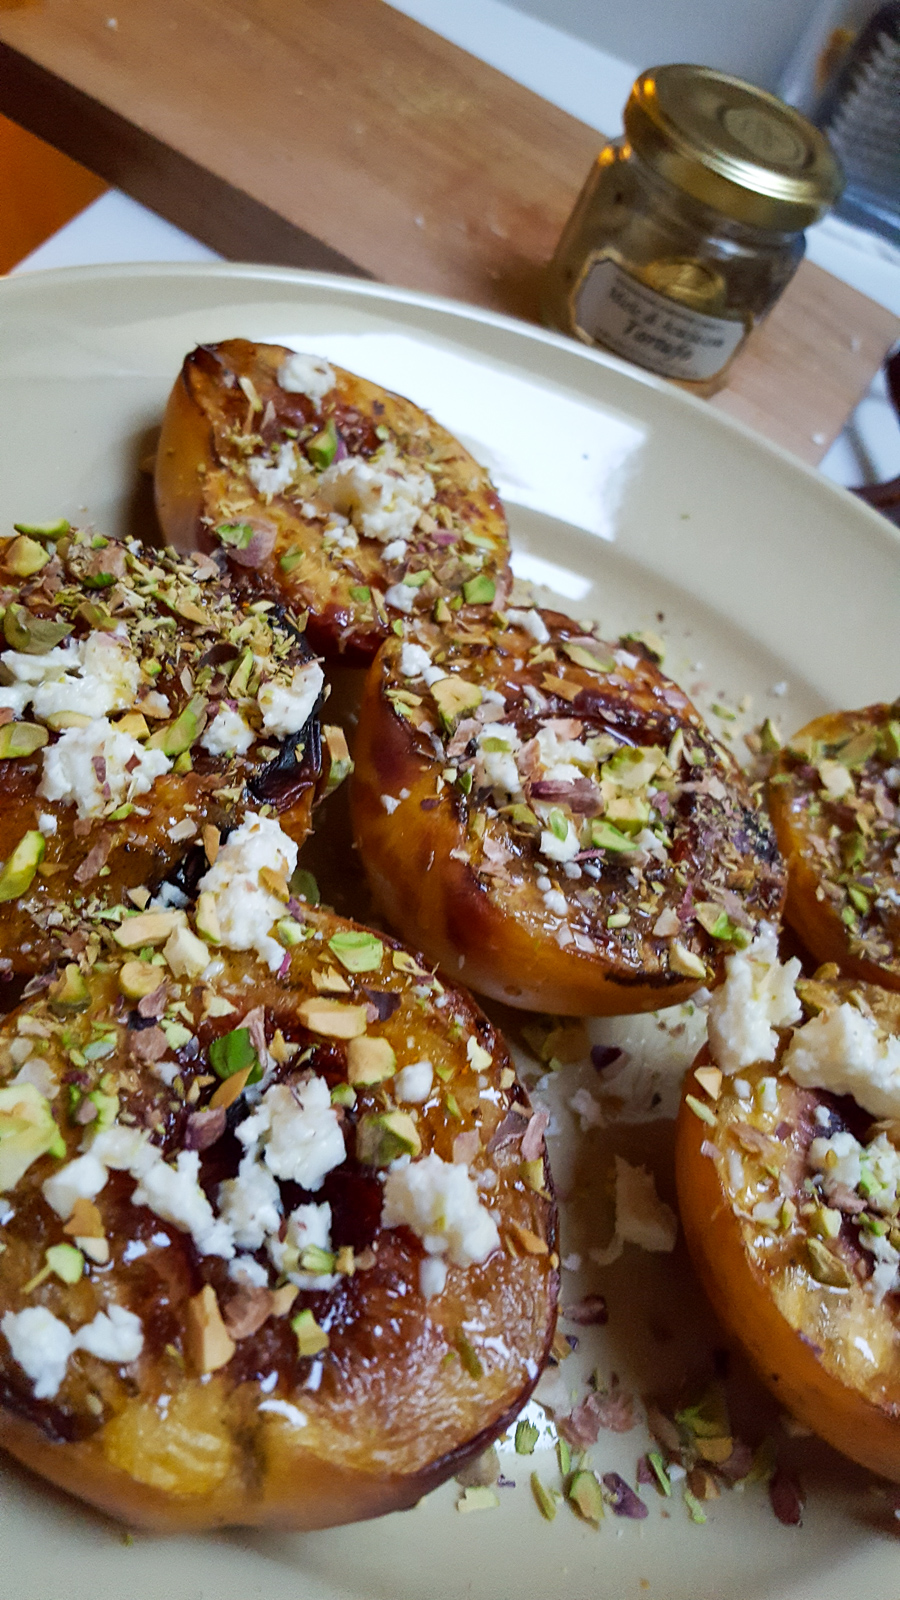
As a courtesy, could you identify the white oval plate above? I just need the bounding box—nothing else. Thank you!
[1,263,899,1600]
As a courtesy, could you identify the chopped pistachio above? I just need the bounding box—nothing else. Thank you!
[278,546,304,573]
[0,1081,65,1190]
[805,1236,852,1288]
[349,585,371,603]
[0,722,48,760]
[327,929,384,973]
[430,674,482,731]
[145,693,208,758]
[3,535,51,577]
[462,575,496,606]
[568,1469,604,1526]
[346,1035,396,1085]
[12,518,70,541]
[3,604,71,654]
[530,1472,557,1522]
[356,1110,422,1165]
[684,1093,717,1127]
[296,997,368,1039]
[0,830,45,902]
[306,418,338,469]
[590,819,638,852]
[215,521,255,550]
[514,1420,539,1455]
[291,1307,330,1357]
[669,941,707,979]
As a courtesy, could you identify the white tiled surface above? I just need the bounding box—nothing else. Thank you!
[9,0,900,488]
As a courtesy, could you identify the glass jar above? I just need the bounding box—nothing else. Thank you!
[544,65,844,395]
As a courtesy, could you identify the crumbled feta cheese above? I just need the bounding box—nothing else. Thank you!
[37,812,57,836]
[809,1129,862,1191]
[614,1156,678,1252]
[539,819,581,863]
[400,642,443,687]
[197,813,299,970]
[381,793,400,814]
[246,441,297,497]
[505,608,550,644]
[382,1152,500,1267]
[394,1060,433,1103]
[131,1149,234,1259]
[258,661,324,738]
[277,351,336,405]
[784,1003,900,1119]
[1,1302,144,1400]
[42,1153,108,1219]
[39,717,171,819]
[419,1256,448,1299]
[74,1304,143,1364]
[268,1200,336,1287]
[384,582,416,614]
[543,888,568,916]
[200,705,254,757]
[89,1124,158,1176]
[2,1306,76,1399]
[239,1079,345,1191]
[217,1153,282,1250]
[381,538,407,563]
[229,1255,270,1288]
[318,442,433,544]
[0,632,139,723]
[706,926,802,1076]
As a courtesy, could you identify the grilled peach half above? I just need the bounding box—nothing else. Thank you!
[350,611,785,1014]
[767,703,900,990]
[0,527,323,981]
[676,978,900,1481]
[154,339,511,662]
[0,898,556,1530]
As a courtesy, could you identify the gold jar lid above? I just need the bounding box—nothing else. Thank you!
[624,65,843,230]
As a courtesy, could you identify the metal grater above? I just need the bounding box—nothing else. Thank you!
[815,2,900,244]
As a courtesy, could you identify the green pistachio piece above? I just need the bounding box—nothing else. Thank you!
[87,1089,119,1130]
[208,1027,261,1084]
[758,717,782,754]
[0,722,48,760]
[278,546,304,573]
[349,585,371,604]
[0,1082,65,1191]
[82,571,117,590]
[46,1243,85,1284]
[502,803,539,829]
[835,728,880,769]
[3,535,51,577]
[590,819,638,852]
[3,603,72,654]
[547,808,568,841]
[327,929,384,973]
[562,641,614,672]
[602,744,665,790]
[276,917,306,948]
[514,1420,539,1455]
[694,902,751,947]
[48,964,91,1014]
[291,1307,330,1356]
[330,1082,357,1109]
[215,522,255,550]
[0,829,45,902]
[567,1469,605,1525]
[12,519,70,541]
[356,1110,422,1166]
[805,1235,852,1288]
[145,694,208,758]
[299,1244,336,1275]
[530,1472,557,1522]
[306,418,337,469]
[228,648,254,697]
[461,575,496,606]
[430,675,482,732]
[402,568,431,589]
[881,720,900,761]
[290,866,320,906]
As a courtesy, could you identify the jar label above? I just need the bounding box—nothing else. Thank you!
[572,257,746,382]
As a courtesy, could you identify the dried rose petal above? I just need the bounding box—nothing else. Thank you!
[590,1045,624,1074]
[602,1472,648,1519]
[362,988,401,1021]
[563,1293,608,1327]
[769,1467,804,1526]
[558,1381,637,1447]
[184,1107,227,1151]
[522,1109,549,1163]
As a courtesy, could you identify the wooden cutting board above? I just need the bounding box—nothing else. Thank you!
[0,0,896,466]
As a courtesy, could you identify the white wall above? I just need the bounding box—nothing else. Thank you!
[497,0,825,91]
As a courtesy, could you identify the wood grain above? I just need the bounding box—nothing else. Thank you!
[0,0,896,466]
